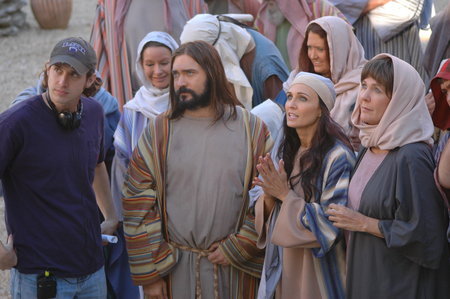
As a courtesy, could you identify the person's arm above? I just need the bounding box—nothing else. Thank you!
[438,139,450,189]
[328,204,384,238]
[0,235,17,270]
[93,162,119,235]
[263,75,284,102]
[362,0,392,14]
[11,85,39,107]
[122,123,177,294]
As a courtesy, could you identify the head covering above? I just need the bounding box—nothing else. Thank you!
[284,16,366,132]
[430,59,450,130]
[351,54,434,150]
[289,72,336,111]
[180,14,254,109]
[251,99,284,142]
[49,37,97,75]
[124,31,179,118]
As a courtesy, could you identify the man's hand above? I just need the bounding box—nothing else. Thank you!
[0,235,17,270]
[143,278,168,299]
[100,219,118,236]
[93,162,119,238]
[207,242,230,265]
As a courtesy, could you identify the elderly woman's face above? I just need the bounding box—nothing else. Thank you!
[285,83,321,132]
[307,32,331,78]
[358,76,391,125]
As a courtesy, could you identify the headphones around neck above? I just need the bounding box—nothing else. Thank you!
[45,93,83,130]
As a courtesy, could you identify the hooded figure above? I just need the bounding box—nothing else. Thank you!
[255,0,345,69]
[430,59,450,131]
[281,16,367,134]
[111,31,179,217]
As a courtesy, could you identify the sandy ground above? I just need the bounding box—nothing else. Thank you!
[0,0,96,296]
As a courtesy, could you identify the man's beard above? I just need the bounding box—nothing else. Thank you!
[173,85,211,115]
[266,2,285,26]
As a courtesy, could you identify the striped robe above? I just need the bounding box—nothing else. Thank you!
[256,141,355,299]
[122,107,273,298]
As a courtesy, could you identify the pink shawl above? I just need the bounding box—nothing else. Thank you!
[256,0,345,69]
[352,54,434,150]
[311,16,367,133]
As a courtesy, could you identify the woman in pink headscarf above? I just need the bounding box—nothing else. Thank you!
[328,54,450,298]
[277,16,367,136]
[256,0,345,69]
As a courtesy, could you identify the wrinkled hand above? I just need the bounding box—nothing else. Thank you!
[207,242,229,265]
[100,219,118,236]
[327,204,368,232]
[143,278,168,299]
[253,154,289,201]
[425,92,435,116]
[0,235,17,270]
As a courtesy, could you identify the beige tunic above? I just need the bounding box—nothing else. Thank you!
[166,110,248,298]
[255,162,323,299]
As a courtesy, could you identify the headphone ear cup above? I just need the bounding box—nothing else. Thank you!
[46,93,83,130]
[57,112,73,129]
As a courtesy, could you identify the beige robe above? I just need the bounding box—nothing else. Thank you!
[255,163,323,299]
[166,110,247,298]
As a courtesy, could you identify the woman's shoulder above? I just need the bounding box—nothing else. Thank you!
[391,142,435,169]
[330,140,356,159]
[395,142,433,160]
[324,140,357,169]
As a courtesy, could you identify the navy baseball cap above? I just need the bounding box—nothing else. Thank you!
[49,37,97,74]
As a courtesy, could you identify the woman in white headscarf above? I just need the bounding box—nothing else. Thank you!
[111,31,178,213]
[328,54,450,298]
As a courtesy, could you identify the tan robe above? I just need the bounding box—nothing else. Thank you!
[255,162,323,299]
[166,110,247,298]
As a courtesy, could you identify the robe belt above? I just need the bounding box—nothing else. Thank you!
[169,241,220,299]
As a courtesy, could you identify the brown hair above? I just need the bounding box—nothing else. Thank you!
[42,63,99,97]
[298,23,329,73]
[168,41,241,122]
[361,56,393,98]
[139,41,172,63]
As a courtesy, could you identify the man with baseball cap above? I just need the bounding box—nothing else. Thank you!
[0,37,118,298]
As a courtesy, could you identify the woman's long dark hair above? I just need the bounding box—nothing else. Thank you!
[278,99,352,202]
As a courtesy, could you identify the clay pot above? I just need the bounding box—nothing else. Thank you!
[30,0,73,29]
